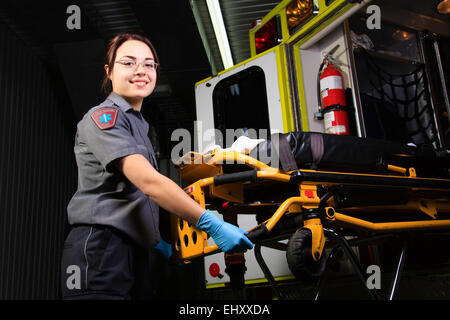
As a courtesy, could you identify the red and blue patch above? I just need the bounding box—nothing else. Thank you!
[91,108,118,130]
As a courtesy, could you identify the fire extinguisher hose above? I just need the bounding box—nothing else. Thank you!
[317,61,325,111]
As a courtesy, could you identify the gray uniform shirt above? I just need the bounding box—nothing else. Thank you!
[67,92,160,248]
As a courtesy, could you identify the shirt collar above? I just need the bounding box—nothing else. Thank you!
[106,92,134,113]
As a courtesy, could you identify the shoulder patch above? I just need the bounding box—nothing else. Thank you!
[91,107,118,130]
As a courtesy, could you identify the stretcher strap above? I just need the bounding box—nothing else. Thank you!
[310,133,324,170]
[279,134,298,172]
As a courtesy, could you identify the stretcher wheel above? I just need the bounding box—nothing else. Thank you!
[286,229,326,282]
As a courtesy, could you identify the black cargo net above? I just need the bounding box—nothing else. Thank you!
[363,50,439,148]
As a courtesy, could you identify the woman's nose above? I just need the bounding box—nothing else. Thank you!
[134,63,146,75]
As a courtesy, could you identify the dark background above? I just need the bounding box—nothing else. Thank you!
[0,0,212,300]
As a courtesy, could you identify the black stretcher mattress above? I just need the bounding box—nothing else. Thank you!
[254,132,450,178]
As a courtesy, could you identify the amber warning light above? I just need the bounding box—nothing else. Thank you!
[286,0,317,32]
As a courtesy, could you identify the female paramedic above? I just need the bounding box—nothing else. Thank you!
[61,31,253,300]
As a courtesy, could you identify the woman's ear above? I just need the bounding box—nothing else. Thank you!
[104,64,111,79]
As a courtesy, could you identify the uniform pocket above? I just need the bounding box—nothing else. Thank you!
[89,228,113,271]
[61,227,91,297]
[85,228,134,296]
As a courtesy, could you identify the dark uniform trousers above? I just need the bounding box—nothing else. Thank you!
[61,225,153,300]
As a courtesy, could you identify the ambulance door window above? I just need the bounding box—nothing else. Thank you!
[212,66,270,147]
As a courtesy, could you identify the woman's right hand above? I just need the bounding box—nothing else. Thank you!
[195,210,254,253]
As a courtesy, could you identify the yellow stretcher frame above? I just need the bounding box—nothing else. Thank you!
[171,150,450,264]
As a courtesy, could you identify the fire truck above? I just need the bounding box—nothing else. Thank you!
[172,0,450,298]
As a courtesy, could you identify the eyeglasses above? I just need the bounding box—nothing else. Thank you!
[115,59,159,72]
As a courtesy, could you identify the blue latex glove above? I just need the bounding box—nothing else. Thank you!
[196,210,254,253]
[153,239,173,261]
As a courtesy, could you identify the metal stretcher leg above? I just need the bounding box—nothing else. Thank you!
[313,245,342,300]
[255,228,408,300]
[314,230,410,300]
[321,228,381,300]
[388,242,408,300]
[254,244,284,300]
[314,233,397,299]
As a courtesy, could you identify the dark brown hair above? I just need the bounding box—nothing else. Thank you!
[101,31,160,95]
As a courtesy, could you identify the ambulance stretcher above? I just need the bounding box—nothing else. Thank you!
[170,133,450,299]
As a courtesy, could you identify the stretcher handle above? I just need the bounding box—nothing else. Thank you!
[213,169,258,186]
[245,224,269,242]
[203,224,268,256]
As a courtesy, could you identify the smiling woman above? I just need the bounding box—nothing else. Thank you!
[60,31,253,300]
[105,40,157,110]
[101,33,160,111]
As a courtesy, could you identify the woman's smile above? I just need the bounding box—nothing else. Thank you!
[129,78,149,87]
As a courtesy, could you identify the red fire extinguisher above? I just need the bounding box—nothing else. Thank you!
[318,61,350,135]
